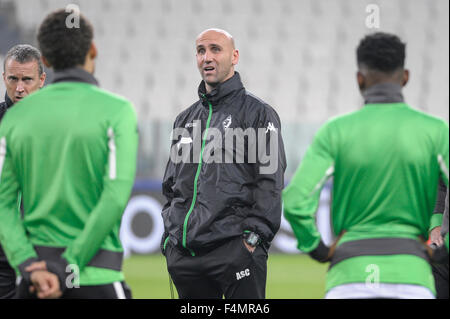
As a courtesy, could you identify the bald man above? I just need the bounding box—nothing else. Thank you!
[195,28,237,92]
[161,29,286,299]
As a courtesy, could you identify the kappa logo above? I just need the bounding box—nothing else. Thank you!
[265,122,277,134]
[223,115,232,130]
[236,268,250,280]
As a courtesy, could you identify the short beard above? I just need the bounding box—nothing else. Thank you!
[205,80,219,88]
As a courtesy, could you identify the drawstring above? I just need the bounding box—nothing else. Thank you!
[168,273,175,299]
[164,237,175,299]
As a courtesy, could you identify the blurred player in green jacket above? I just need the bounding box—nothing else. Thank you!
[0,9,138,298]
[283,32,449,299]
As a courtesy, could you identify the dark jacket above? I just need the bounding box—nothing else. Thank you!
[0,93,14,261]
[162,72,286,255]
[442,190,448,239]
[0,93,16,298]
[0,93,13,123]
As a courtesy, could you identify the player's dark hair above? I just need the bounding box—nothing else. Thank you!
[357,32,406,73]
[37,9,93,71]
[3,44,44,75]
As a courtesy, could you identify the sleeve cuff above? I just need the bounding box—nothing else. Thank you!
[430,244,449,264]
[429,213,443,232]
[308,239,330,263]
[45,256,70,294]
[18,257,40,284]
[161,232,169,255]
[241,219,273,244]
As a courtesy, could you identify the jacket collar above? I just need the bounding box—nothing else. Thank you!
[4,92,14,108]
[198,72,244,107]
[363,82,404,105]
[52,67,99,86]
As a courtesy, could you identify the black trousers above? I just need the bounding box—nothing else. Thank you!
[0,260,16,299]
[165,236,268,299]
[431,262,449,299]
[16,280,132,299]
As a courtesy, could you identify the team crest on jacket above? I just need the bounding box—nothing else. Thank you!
[223,115,232,130]
[185,122,197,128]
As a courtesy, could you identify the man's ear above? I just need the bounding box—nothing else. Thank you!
[402,69,409,87]
[357,71,366,91]
[39,72,46,88]
[41,56,51,68]
[89,42,98,60]
[232,49,239,66]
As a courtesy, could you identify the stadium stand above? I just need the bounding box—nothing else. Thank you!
[0,0,448,179]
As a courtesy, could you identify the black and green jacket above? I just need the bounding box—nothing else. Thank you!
[162,72,286,256]
[0,92,15,296]
[0,93,13,123]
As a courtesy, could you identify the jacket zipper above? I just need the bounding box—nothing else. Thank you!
[182,96,213,256]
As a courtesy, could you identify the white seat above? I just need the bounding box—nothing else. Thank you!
[7,0,449,178]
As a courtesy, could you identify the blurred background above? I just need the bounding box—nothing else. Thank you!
[0,0,448,298]
[2,0,448,180]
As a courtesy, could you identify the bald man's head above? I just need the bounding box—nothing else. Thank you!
[196,28,239,93]
[196,28,236,49]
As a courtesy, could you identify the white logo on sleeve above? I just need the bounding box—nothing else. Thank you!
[265,122,277,134]
[236,268,250,280]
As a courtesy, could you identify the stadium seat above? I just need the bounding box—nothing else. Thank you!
[1,0,448,179]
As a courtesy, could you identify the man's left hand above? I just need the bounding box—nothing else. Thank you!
[29,270,62,299]
[243,240,256,253]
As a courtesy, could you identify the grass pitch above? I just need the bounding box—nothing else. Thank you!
[123,254,328,299]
